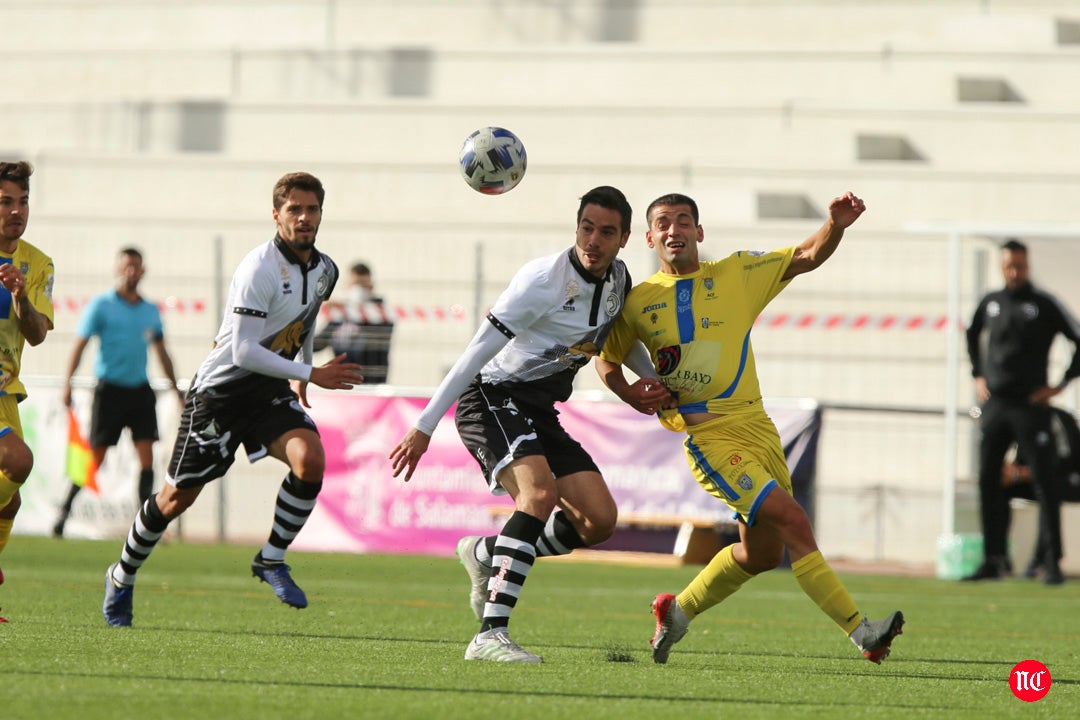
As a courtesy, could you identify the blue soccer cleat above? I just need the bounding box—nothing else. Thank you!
[102,562,134,627]
[251,554,308,609]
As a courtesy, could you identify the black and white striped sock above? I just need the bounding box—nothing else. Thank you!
[113,494,170,586]
[476,509,586,564]
[481,510,544,632]
[534,510,587,557]
[260,473,321,563]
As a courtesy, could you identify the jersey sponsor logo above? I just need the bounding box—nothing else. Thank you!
[316,272,331,299]
[677,286,691,304]
[730,454,742,465]
[669,369,713,386]
[270,321,305,357]
[657,345,681,376]
[642,302,667,313]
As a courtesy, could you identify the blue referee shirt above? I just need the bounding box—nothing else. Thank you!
[76,291,164,387]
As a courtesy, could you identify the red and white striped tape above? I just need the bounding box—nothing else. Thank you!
[320,303,468,323]
[51,298,950,329]
[53,296,208,314]
[755,313,954,331]
[51,296,468,321]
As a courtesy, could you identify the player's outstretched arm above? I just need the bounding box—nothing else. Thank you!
[783,191,866,281]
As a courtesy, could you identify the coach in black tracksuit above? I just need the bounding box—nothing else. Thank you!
[965,239,1080,585]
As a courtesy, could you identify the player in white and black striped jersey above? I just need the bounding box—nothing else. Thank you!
[390,186,671,662]
[101,172,364,627]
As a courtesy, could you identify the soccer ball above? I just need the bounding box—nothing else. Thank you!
[458,126,527,195]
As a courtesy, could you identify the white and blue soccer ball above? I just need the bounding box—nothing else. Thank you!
[458,126,527,195]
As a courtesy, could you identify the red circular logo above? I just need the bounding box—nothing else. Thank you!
[1010,660,1051,702]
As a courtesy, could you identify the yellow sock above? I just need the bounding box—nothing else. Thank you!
[791,550,863,635]
[0,474,19,511]
[676,543,754,619]
[0,517,13,555]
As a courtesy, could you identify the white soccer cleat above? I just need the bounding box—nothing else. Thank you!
[464,628,543,663]
[456,535,491,621]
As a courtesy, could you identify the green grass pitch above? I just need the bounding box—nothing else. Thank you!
[1,536,1076,719]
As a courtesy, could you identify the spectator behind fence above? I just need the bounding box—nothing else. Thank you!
[313,262,393,384]
[54,247,185,538]
[965,238,1080,586]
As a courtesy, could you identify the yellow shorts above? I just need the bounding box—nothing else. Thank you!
[682,410,792,527]
[0,394,23,440]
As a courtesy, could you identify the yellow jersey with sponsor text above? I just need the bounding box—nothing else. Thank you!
[601,247,794,425]
[0,238,55,400]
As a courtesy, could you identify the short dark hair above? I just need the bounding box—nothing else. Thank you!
[646,193,699,226]
[273,172,325,210]
[577,186,632,235]
[119,247,144,262]
[0,161,34,191]
[351,262,371,276]
[1001,238,1027,254]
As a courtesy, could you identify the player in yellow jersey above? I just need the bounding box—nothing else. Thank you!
[0,161,56,622]
[596,191,905,664]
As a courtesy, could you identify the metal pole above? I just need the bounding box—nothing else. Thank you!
[214,234,227,543]
[473,240,484,327]
[942,231,961,541]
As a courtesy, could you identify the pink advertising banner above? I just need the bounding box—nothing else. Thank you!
[295,393,821,558]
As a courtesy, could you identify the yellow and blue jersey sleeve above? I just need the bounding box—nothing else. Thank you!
[0,239,55,399]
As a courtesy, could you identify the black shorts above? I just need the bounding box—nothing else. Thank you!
[454,380,598,495]
[89,382,159,448]
[167,382,318,488]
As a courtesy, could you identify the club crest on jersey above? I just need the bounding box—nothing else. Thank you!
[605,292,621,317]
[19,263,29,275]
[704,278,713,291]
[1021,302,1039,320]
[738,474,754,491]
[657,345,681,376]
[564,279,580,303]
[987,301,1000,318]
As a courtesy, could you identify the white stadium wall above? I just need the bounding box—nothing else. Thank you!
[8,0,1080,570]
